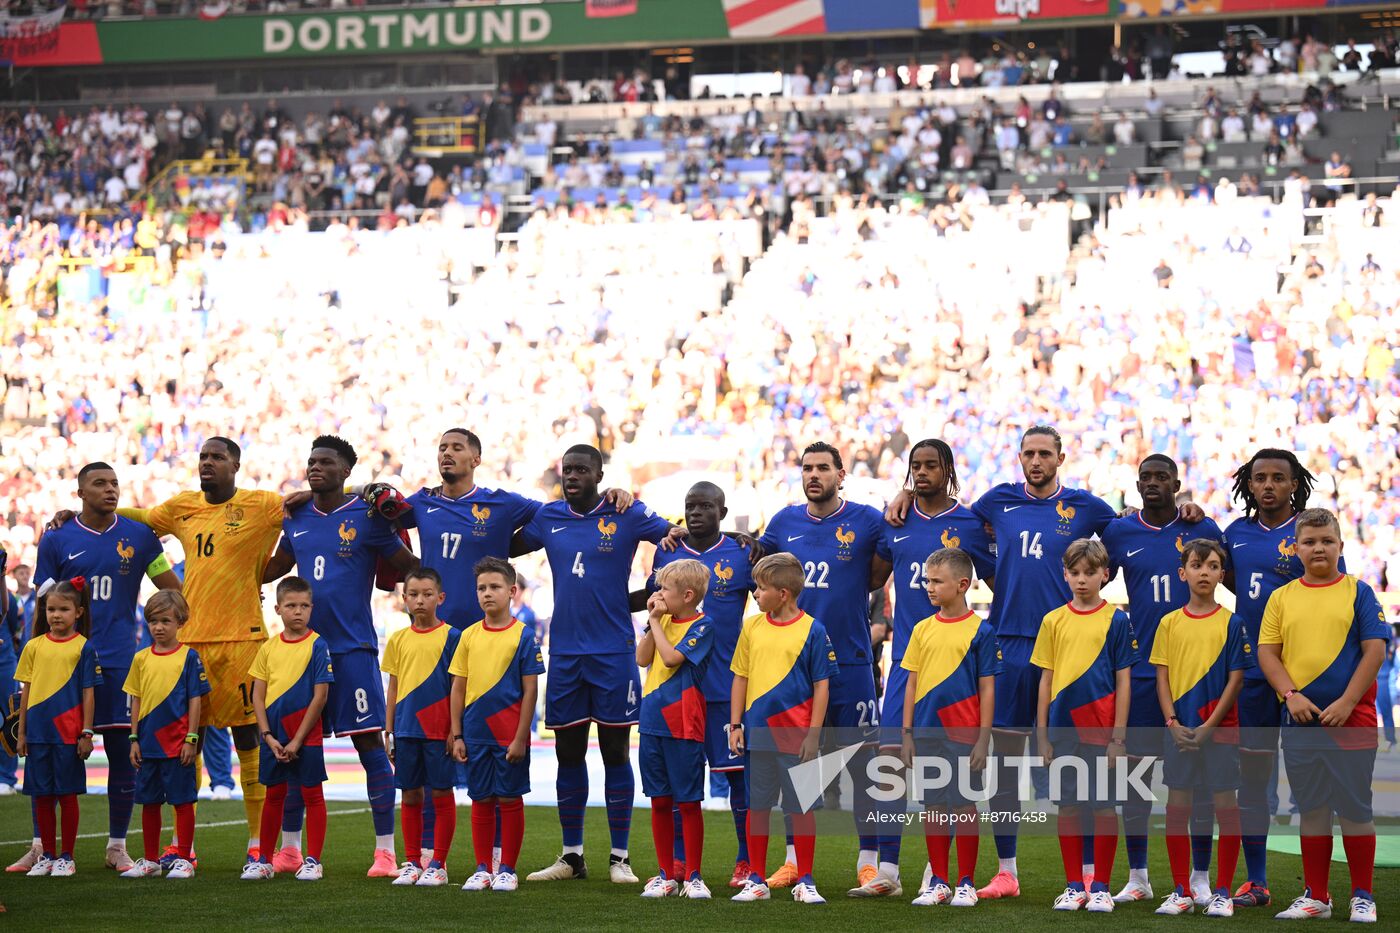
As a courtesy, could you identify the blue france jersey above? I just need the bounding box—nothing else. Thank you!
[886,503,996,661]
[652,536,755,702]
[758,500,891,664]
[1225,513,1344,681]
[35,516,167,669]
[281,498,406,653]
[1102,512,1225,679]
[972,483,1116,639]
[403,486,541,628]
[518,499,672,656]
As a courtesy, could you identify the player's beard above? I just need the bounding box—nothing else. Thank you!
[805,484,836,505]
[440,469,460,485]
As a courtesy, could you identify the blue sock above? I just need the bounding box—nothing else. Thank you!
[990,781,1020,859]
[31,796,39,838]
[1238,778,1270,887]
[359,745,396,837]
[282,783,305,834]
[495,810,502,850]
[557,762,588,848]
[784,811,795,850]
[104,731,135,840]
[672,804,685,862]
[1191,794,1215,872]
[603,762,634,852]
[878,835,901,868]
[725,771,749,862]
[421,788,436,852]
[1122,798,1151,871]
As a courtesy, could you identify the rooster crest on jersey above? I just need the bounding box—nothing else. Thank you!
[713,561,734,584]
[940,528,961,548]
[835,525,856,557]
[116,539,135,573]
[1175,534,1185,553]
[1277,537,1296,559]
[597,516,618,552]
[472,504,491,524]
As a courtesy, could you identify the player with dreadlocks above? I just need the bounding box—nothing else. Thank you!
[861,439,996,897]
[1221,448,1331,910]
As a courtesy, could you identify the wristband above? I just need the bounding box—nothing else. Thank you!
[1108,738,1126,746]
[1283,689,1296,701]
[79,728,94,738]
[725,723,743,732]
[902,728,914,735]
[1166,716,1178,726]
[452,735,464,743]
[262,730,274,738]
[129,733,140,742]
[185,732,199,744]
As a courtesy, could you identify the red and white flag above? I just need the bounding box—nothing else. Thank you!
[721,0,825,38]
[585,0,638,17]
[198,1,230,20]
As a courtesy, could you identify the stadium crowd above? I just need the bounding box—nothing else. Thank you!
[2,178,1397,624]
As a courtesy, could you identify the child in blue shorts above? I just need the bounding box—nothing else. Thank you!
[1032,539,1138,914]
[122,591,210,880]
[449,558,543,893]
[383,568,462,888]
[16,577,101,878]
[636,558,714,900]
[243,577,333,882]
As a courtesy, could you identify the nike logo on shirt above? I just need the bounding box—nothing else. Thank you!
[1126,548,1145,557]
[355,714,373,724]
[1003,506,1023,512]
[893,535,911,543]
[1233,542,1249,548]
[787,535,803,542]
[67,551,86,560]
[292,530,310,538]
[426,507,442,514]
[551,527,566,533]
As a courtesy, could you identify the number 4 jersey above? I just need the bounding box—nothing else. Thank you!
[518,499,673,656]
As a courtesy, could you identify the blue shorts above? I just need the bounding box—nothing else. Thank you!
[640,734,705,802]
[324,649,386,737]
[1281,728,1375,822]
[259,743,328,787]
[465,743,529,800]
[94,664,133,730]
[1161,734,1242,791]
[394,736,455,791]
[1126,677,1164,757]
[135,757,198,806]
[826,662,879,742]
[747,750,818,814]
[878,661,909,749]
[911,737,983,808]
[993,635,1037,731]
[22,743,87,797]
[545,652,639,729]
[1048,738,1119,807]
[705,702,743,772]
[1237,679,1281,752]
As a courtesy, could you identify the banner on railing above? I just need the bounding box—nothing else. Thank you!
[0,1,66,63]
[4,0,1389,67]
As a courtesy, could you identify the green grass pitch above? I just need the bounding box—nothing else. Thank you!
[0,800,1388,930]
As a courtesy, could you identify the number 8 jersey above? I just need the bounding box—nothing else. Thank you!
[972,483,1116,639]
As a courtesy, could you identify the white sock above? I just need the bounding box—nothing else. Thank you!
[31,836,41,846]
[1189,869,1210,890]
[282,830,302,850]
[921,863,934,888]
[999,856,1018,876]
[610,847,628,860]
[375,834,395,852]
[785,844,797,864]
[857,848,877,870]
[248,836,258,851]
[1129,867,1150,885]
[1083,862,1095,879]
[107,837,126,849]
[563,844,584,856]
[878,860,900,880]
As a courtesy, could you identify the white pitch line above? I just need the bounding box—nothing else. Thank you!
[0,806,371,847]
